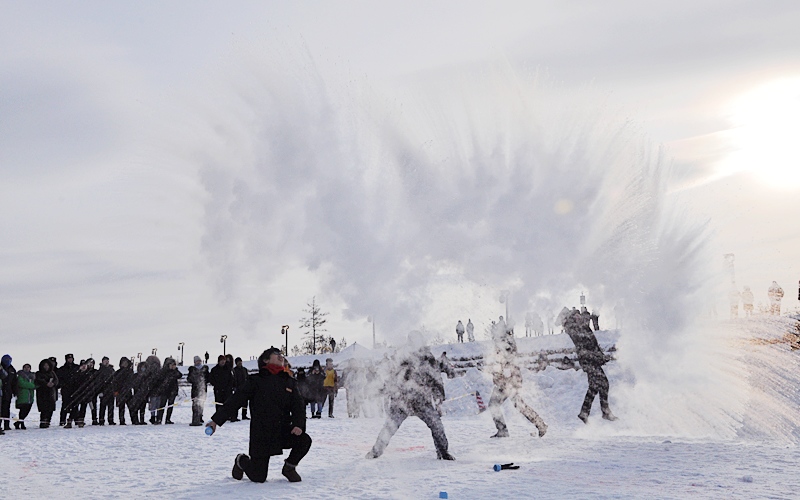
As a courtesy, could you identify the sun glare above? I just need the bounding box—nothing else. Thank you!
[723,77,800,189]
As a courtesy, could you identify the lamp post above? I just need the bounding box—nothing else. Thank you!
[137,353,142,367]
[220,335,228,356]
[500,290,510,323]
[151,348,157,356]
[178,342,185,366]
[281,325,289,356]
[368,316,375,348]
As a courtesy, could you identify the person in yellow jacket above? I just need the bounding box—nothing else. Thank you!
[323,358,338,418]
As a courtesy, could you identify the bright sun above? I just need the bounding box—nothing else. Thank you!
[723,77,800,189]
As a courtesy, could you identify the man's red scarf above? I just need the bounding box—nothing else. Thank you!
[265,363,284,375]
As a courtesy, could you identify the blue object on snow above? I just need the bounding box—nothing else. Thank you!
[205,426,214,436]
[494,464,502,472]
[741,476,753,483]
[439,492,448,499]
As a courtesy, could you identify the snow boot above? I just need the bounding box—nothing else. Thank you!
[281,462,302,482]
[14,421,21,430]
[578,412,589,424]
[534,421,548,438]
[189,421,202,427]
[165,420,174,424]
[365,450,380,459]
[64,421,73,429]
[98,420,105,426]
[602,411,618,422]
[108,420,116,425]
[92,419,99,425]
[490,429,509,438]
[437,450,456,460]
[20,422,28,430]
[232,454,247,480]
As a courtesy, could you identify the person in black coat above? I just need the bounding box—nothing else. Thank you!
[35,358,59,428]
[56,354,79,426]
[208,355,235,421]
[97,357,116,425]
[129,361,150,425]
[206,347,311,484]
[1,354,16,431]
[67,359,101,428]
[564,309,617,423]
[365,332,454,460]
[113,357,134,425]
[156,358,183,424]
[187,356,209,426]
[306,360,326,418]
[233,357,250,420]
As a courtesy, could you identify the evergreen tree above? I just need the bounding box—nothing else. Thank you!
[299,296,329,355]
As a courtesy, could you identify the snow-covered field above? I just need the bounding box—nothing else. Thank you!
[4,319,800,499]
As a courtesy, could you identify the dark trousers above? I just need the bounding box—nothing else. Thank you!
[118,401,129,424]
[164,394,177,422]
[370,403,449,458]
[99,393,115,423]
[60,392,74,424]
[39,409,54,427]
[125,399,141,424]
[325,388,336,416]
[1,395,11,429]
[76,402,89,425]
[89,396,98,422]
[241,433,312,483]
[580,364,610,416]
[18,404,33,421]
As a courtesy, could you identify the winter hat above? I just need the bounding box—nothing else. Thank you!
[218,355,226,361]
[2,354,12,367]
[235,357,242,363]
[194,356,202,364]
[259,347,282,366]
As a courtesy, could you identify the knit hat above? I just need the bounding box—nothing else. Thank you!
[1,354,11,367]
[194,356,202,364]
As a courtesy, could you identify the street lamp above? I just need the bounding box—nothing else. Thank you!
[177,342,185,366]
[137,353,142,367]
[499,290,510,323]
[368,316,375,348]
[281,326,289,356]
[220,335,228,356]
[152,348,157,356]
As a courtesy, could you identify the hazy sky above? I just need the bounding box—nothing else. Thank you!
[2,1,799,366]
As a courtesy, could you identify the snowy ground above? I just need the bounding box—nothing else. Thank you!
[4,321,800,499]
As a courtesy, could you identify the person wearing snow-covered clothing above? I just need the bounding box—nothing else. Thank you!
[366,331,454,461]
[0,364,6,434]
[741,286,755,317]
[34,359,58,428]
[1,354,16,431]
[768,281,784,315]
[56,353,79,426]
[233,357,250,420]
[590,310,600,331]
[97,356,116,425]
[564,309,617,423]
[439,352,455,379]
[113,357,134,425]
[729,286,741,319]
[207,347,312,484]
[208,355,235,421]
[486,327,548,438]
[14,363,36,429]
[187,356,209,426]
[129,361,149,425]
[456,320,465,342]
[466,319,475,342]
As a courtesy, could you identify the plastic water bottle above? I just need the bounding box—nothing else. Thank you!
[493,464,502,472]
[439,492,448,499]
[205,425,214,436]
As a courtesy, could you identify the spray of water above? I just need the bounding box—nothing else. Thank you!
[187,43,797,441]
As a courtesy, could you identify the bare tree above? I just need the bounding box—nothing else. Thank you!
[299,296,329,355]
